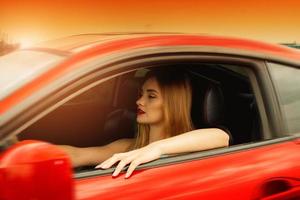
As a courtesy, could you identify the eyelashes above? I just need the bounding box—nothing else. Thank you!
[148,95,156,99]
[138,93,157,99]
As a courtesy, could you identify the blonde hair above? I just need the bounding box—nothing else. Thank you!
[133,69,194,149]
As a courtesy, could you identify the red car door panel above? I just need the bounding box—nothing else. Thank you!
[75,140,300,200]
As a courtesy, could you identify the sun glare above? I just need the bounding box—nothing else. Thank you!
[19,39,34,48]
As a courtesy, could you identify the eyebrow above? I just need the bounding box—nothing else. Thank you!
[146,89,158,93]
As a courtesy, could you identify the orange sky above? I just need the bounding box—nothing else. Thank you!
[1,0,299,46]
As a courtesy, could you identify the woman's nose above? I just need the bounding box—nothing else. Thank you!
[136,96,144,106]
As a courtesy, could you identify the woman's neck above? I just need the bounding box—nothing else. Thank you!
[149,125,166,143]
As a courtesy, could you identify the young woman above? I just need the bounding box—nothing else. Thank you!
[60,69,230,178]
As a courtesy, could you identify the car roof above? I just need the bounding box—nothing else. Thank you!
[1,33,300,116]
[31,33,300,61]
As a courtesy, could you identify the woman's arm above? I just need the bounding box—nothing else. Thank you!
[59,138,134,168]
[97,128,229,178]
[152,128,229,155]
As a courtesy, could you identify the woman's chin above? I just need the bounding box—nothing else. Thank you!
[137,117,147,124]
[137,120,146,124]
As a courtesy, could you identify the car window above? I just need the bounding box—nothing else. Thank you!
[18,63,263,173]
[268,62,300,134]
[18,64,262,145]
[18,77,118,147]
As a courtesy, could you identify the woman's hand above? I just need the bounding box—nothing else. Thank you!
[95,143,162,178]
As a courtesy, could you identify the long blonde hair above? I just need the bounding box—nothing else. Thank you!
[133,69,194,149]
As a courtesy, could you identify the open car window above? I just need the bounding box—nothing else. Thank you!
[18,61,264,173]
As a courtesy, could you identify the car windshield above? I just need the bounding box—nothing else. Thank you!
[0,50,65,100]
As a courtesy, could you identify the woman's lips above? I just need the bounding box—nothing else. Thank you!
[137,108,145,115]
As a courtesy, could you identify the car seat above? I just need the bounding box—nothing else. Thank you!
[224,92,261,144]
[189,75,233,144]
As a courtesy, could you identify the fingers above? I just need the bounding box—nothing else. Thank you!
[125,160,141,178]
[95,153,124,169]
[95,153,139,177]
[112,156,134,177]
[95,149,146,178]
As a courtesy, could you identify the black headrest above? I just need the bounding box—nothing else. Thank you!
[191,78,224,128]
[203,84,224,125]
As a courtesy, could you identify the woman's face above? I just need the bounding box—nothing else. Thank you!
[136,78,164,125]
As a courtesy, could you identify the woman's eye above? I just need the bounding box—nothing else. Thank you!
[148,95,156,99]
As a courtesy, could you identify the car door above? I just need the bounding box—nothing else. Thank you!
[75,140,300,200]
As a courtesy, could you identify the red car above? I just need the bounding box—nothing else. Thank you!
[1,33,300,200]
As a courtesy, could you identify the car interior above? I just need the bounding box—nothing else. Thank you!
[18,62,262,154]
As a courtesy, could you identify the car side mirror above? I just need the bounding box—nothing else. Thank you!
[0,140,74,200]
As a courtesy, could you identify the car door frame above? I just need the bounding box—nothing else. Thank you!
[2,48,290,156]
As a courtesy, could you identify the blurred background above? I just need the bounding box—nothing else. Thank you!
[1,0,299,55]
